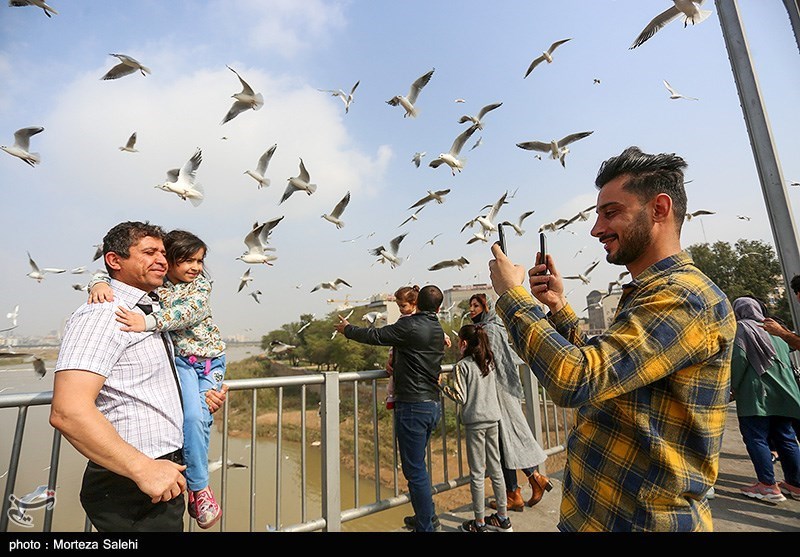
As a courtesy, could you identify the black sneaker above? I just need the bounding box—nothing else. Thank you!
[460,519,487,532]
[403,514,441,531]
[484,512,513,532]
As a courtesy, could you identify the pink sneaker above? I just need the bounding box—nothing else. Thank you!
[778,481,800,500]
[194,486,222,529]
[740,482,786,503]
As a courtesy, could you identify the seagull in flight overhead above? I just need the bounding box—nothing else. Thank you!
[685,209,715,221]
[249,290,263,304]
[244,144,277,189]
[411,152,426,168]
[458,102,502,130]
[362,311,387,326]
[221,65,264,125]
[602,271,632,299]
[524,38,572,78]
[318,80,360,114]
[236,216,283,265]
[409,189,450,210]
[423,233,443,247]
[237,268,253,292]
[386,68,434,118]
[26,252,65,282]
[630,1,713,49]
[321,191,351,229]
[101,53,150,80]
[154,148,204,206]
[516,131,593,168]
[8,0,58,17]
[270,340,296,354]
[539,218,572,233]
[559,205,598,231]
[1,126,44,166]
[475,191,508,235]
[399,206,424,228]
[736,215,751,221]
[370,233,407,268]
[5,305,19,329]
[311,278,352,293]
[500,210,535,236]
[664,80,699,100]
[428,257,470,271]
[280,158,317,204]
[119,132,138,153]
[429,124,479,175]
[564,260,600,285]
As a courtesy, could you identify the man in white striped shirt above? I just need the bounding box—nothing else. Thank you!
[50,221,187,532]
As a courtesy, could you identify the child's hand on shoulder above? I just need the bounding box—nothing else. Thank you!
[88,282,114,303]
[115,306,147,332]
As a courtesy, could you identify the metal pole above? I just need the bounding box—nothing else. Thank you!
[715,0,800,330]
[782,0,800,54]
[320,372,341,531]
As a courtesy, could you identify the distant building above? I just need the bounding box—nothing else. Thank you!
[586,287,622,335]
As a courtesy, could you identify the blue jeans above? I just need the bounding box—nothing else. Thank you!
[738,415,800,486]
[395,400,441,532]
[176,354,226,491]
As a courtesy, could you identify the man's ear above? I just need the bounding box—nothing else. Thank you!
[652,193,673,223]
[105,251,123,272]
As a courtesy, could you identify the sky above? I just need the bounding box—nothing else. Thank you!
[1,0,799,341]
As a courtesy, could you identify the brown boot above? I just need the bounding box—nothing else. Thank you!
[490,487,525,512]
[526,470,553,507]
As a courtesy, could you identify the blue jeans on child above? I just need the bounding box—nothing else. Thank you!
[175,353,226,492]
[394,400,441,532]
[738,414,800,486]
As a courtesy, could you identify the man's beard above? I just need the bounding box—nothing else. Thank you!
[606,208,651,266]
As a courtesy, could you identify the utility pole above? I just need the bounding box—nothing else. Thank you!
[783,0,800,54]
[715,0,800,330]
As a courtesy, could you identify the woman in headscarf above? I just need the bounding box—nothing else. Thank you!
[468,293,551,511]
[731,296,800,502]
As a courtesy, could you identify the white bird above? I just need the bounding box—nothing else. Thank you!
[8,0,58,17]
[685,209,715,221]
[630,0,713,49]
[516,131,593,168]
[399,206,424,228]
[789,180,800,187]
[26,252,65,282]
[429,124,479,175]
[470,137,482,151]
[70,266,88,274]
[321,191,351,229]
[409,189,450,210]
[458,102,503,130]
[386,68,435,118]
[423,233,443,247]
[524,38,572,78]
[474,191,508,235]
[270,340,296,354]
[318,80,360,114]
[6,305,19,328]
[563,260,600,285]
[411,152,426,168]
[737,215,751,221]
[500,210,535,236]
[362,311,387,326]
[221,65,264,125]
[370,233,407,268]
[297,318,314,334]
[1,126,44,167]
[101,53,150,80]
[559,205,598,230]
[280,158,317,204]
[466,231,489,245]
[454,98,466,103]
[602,271,632,299]
[331,309,354,340]
[539,218,571,233]
[237,268,253,292]
[208,458,248,473]
[249,290,263,304]
[664,80,699,101]
[119,132,138,153]
[428,257,470,271]
[92,244,103,262]
[236,216,283,265]
[244,144,277,189]
[154,148,204,206]
[311,278,352,293]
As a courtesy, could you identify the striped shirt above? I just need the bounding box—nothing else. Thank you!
[55,279,184,459]
[495,251,736,531]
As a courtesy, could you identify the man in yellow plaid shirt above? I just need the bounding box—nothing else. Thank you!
[488,146,736,531]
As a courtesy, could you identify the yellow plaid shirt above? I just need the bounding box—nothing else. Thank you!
[496,251,736,531]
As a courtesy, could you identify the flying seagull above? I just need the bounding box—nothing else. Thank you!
[516,131,593,168]
[208,458,248,473]
[154,148,204,206]
[470,137,482,151]
[270,340,296,354]
[237,268,253,292]
[500,210,536,236]
[386,68,435,118]
[470,191,508,236]
[236,216,283,265]
[221,65,264,125]
[318,80,360,114]
[630,0,713,49]
[399,206,424,228]
[423,233,443,247]
[1,126,44,167]
[428,257,470,271]
[280,158,317,204]
[6,305,19,328]
[685,209,715,221]
[311,278,352,293]
[362,311,387,326]
[663,80,699,101]
[249,290,263,304]
[524,38,572,78]
[411,152,426,168]
[559,205,598,230]
[321,191,351,229]
[119,132,138,153]
[26,252,65,282]
[564,260,600,285]
[429,124,479,175]
[736,215,751,221]
[370,233,407,268]
[458,102,502,130]
[244,144,277,189]
[8,0,58,17]
[101,53,150,80]
[539,218,572,233]
[409,189,450,210]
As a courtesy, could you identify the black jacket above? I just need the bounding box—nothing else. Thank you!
[344,311,444,402]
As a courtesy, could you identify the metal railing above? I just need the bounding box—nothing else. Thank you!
[0,364,570,532]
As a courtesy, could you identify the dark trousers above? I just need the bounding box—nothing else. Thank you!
[80,450,185,532]
[497,435,535,490]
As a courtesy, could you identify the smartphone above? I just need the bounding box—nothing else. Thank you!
[497,223,507,254]
[538,232,548,274]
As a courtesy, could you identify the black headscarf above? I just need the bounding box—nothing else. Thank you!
[732,297,775,376]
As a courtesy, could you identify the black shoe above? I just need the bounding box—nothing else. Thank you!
[403,514,441,531]
[460,519,487,532]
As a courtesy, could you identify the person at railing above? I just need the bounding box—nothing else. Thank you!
[488,146,737,532]
[335,284,446,532]
[467,293,551,512]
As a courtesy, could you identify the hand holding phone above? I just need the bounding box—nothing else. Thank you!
[537,232,548,275]
[497,224,507,254]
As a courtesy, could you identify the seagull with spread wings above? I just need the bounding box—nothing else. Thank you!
[564,260,600,285]
[685,209,715,221]
[119,132,138,153]
[321,191,351,229]
[244,144,277,189]
[428,257,470,271]
[221,65,264,125]
[524,38,572,78]
[517,131,593,168]
[458,102,502,130]
[500,210,535,236]
[8,0,58,17]
[429,124,479,175]
[101,53,150,80]
[318,80,360,114]
[26,252,65,282]
[280,158,317,204]
[311,278,352,293]
[386,68,434,118]
[411,152,426,168]
[409,189,450,210]
[236,217,283,265]
[630,1,713,50]
[1,126,44,167]
[370,233,407,268]
[398,206,425,228]
[237,268,253,292]
[663,80,699,101]
[154,148,204,206]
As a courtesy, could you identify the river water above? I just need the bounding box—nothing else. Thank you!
[0,343,412,532]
